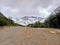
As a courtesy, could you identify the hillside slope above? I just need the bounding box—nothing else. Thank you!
[0,12,20,26]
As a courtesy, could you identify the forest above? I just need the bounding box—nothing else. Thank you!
[27,11,60,28]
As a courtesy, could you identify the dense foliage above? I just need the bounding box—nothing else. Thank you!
[27,21,45,28]
[45,11,60,28]
[0,12,21,26]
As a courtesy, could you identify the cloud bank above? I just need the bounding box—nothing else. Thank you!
[0,0,60,18]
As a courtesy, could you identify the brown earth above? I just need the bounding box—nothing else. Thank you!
[0,26,60,45]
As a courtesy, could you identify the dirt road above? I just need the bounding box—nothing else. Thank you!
[0,26,60,45]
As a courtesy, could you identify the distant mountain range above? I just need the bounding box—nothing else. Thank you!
[0,12,44,26]
[14,6,60,25]
[0,6,60,26]
[13,16,44,25]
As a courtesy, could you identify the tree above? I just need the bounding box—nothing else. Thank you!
[27,21,45,28]
[44,11,60,28]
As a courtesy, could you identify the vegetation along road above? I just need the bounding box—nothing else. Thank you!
[0,26,60,45]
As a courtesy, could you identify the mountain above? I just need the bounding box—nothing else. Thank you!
[0,12,6,17]
[52,6,60,15]
[14,16,44,25]
[45,6,60,28]
[0,12,20,26]
[54,6,60,11]
[0,12,44,26]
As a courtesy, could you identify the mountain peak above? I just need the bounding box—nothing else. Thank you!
[13,16,44,25]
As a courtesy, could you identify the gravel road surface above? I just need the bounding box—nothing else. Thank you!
[0,26,60,45]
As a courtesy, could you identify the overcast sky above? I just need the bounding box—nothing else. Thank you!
[0,0,60,18]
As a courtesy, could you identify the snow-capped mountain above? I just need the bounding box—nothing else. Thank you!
[12,16,44,25]
[10,6,60,25]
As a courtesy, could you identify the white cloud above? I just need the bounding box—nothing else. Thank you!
[0,6,20,17]
[11,8,19,13]
[37,7,50,18]
[38,7,50,15]
[0,0,60,24]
